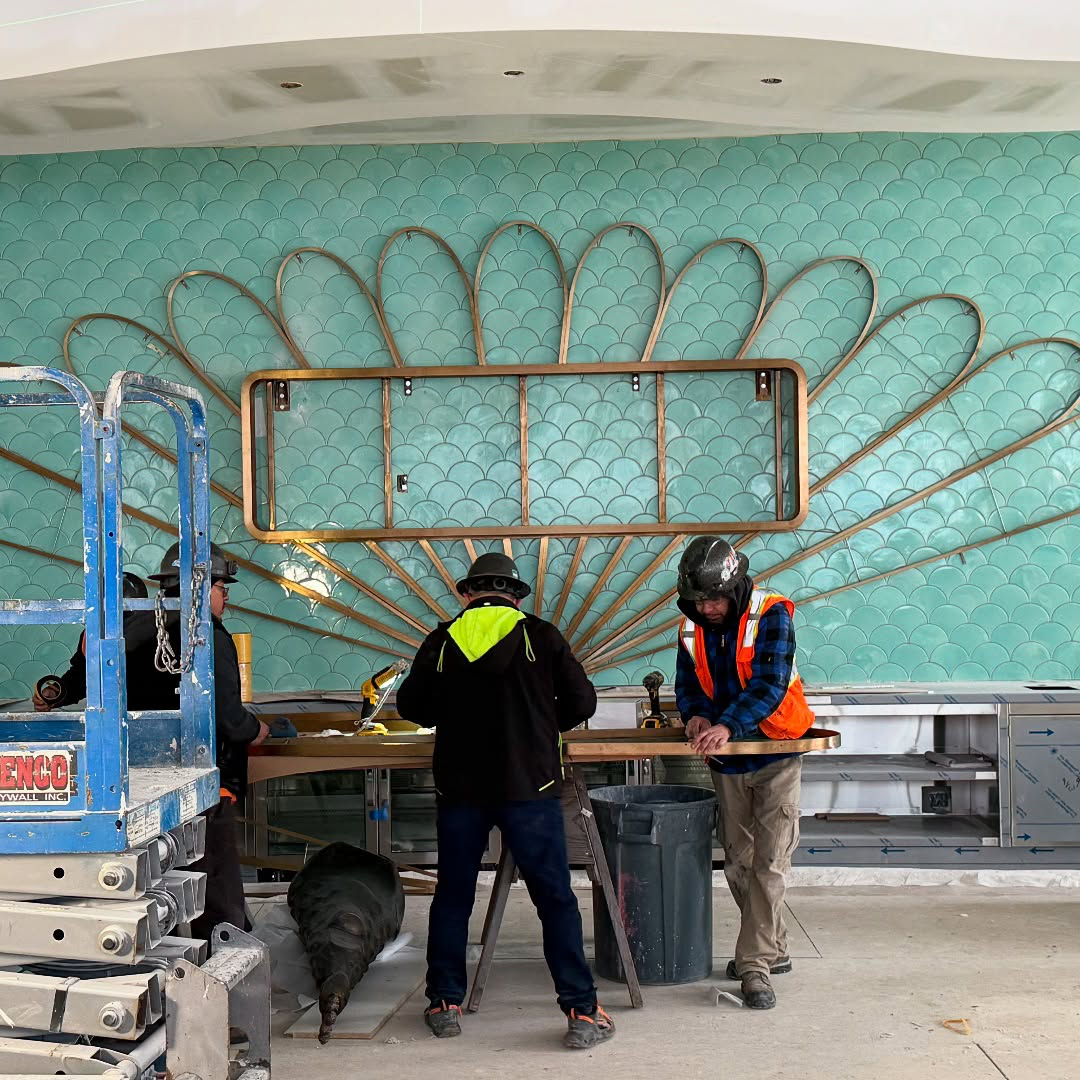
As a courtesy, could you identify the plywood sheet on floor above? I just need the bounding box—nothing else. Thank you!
[285,947,425,1040]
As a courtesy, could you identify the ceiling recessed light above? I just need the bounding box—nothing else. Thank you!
[280,80,303,90]
[503,70,526,78]
[760,77,783,85]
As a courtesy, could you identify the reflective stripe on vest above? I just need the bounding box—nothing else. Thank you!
[677,589,814,741]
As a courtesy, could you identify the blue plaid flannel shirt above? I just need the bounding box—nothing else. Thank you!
[675,602,799,775]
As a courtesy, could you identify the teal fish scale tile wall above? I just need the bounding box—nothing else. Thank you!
[5,133,1080,694]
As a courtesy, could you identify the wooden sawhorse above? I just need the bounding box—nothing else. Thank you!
[466,765,643,1011]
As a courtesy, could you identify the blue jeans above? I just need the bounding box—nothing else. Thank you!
[426,797,597,1014]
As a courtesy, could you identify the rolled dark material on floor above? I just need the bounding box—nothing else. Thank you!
[287,842,405,1042]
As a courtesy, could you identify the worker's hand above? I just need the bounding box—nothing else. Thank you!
[31,689,50,712]
[251,721,271,746]
[684,714,711,741]
[693,722,733,757]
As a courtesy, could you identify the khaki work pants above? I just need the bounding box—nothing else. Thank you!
[712,756,802,976]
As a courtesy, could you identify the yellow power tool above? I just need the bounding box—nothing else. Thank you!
[640,670,670,729]
[356,659,409,730]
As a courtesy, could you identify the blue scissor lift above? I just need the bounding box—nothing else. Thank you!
[0,367,269,1079]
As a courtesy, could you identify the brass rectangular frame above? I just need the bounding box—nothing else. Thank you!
[240,359,809,542]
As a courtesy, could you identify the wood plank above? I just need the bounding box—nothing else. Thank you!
[285,948,425,1040]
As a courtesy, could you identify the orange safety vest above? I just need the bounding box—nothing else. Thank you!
[678,588,814,741]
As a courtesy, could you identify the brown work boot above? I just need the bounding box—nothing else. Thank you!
[726,957,791,979]
[741,971,776,1009]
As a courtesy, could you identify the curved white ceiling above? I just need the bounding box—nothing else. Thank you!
[3,1,1080,151]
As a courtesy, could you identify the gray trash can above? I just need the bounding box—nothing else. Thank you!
[589,784,716,986]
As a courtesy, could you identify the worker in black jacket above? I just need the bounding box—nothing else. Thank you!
[31,572,149,710]
[36,544,267,941]
[141,541,267,941]
[396,552,614,1051]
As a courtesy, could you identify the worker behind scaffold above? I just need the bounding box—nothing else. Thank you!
[36,543,269,942]
[32,572,150,708]
[674,537,815,1010]
[139,541,269,941]
[395,552,615,1050]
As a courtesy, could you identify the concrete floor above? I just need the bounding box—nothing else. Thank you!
[266,882,1080,1080]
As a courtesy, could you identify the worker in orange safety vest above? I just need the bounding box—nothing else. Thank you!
[674,536,814,1010]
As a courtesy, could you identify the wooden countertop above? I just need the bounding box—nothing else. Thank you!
[247,727,840,783]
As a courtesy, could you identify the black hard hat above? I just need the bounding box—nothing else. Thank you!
[122,572,148,599]
[149,540,238,586]
[676,536,749,602]
[456,552,531,599]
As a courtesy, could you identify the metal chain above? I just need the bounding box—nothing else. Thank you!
[154,561,207,675]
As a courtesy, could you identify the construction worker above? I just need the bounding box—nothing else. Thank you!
[674,536,814,1010]
[31,572,149,710]
[396,552,613,1050]
[136,541,268,941]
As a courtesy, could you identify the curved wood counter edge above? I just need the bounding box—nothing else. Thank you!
[246,729,841,783]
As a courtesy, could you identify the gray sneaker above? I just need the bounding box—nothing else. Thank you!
[726,957,791,979]
[424,1000,462,1038]
[564,1005,615,1049]
[741,971,777,1010]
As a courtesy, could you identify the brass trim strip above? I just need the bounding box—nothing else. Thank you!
[565,535,632,642]
[581,590,676,666]
[585,614,682,672]
[463,539,479,563]
[534,536,549,617]
[519,375,529,524]
[574,536,684,652]
[363,541,450,621]
[419,539,459,596]
[166,268,309,373]
[382,378,393,528]
[804,500,1080,606]
[551,536,587,630]
[656,372,667,523]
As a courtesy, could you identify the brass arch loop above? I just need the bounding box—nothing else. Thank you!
[63,313,241,418]
[737,254,879,372]
[166,270,310,385]
[641,237,768,365]
[810,290,983,406]
[474,221,569,364]
[759,338,1080,585]
[377,227,484,365]
[275,247,402,368]
[560,221,666,364]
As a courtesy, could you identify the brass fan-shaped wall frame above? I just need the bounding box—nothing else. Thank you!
[4,218,1070,675]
